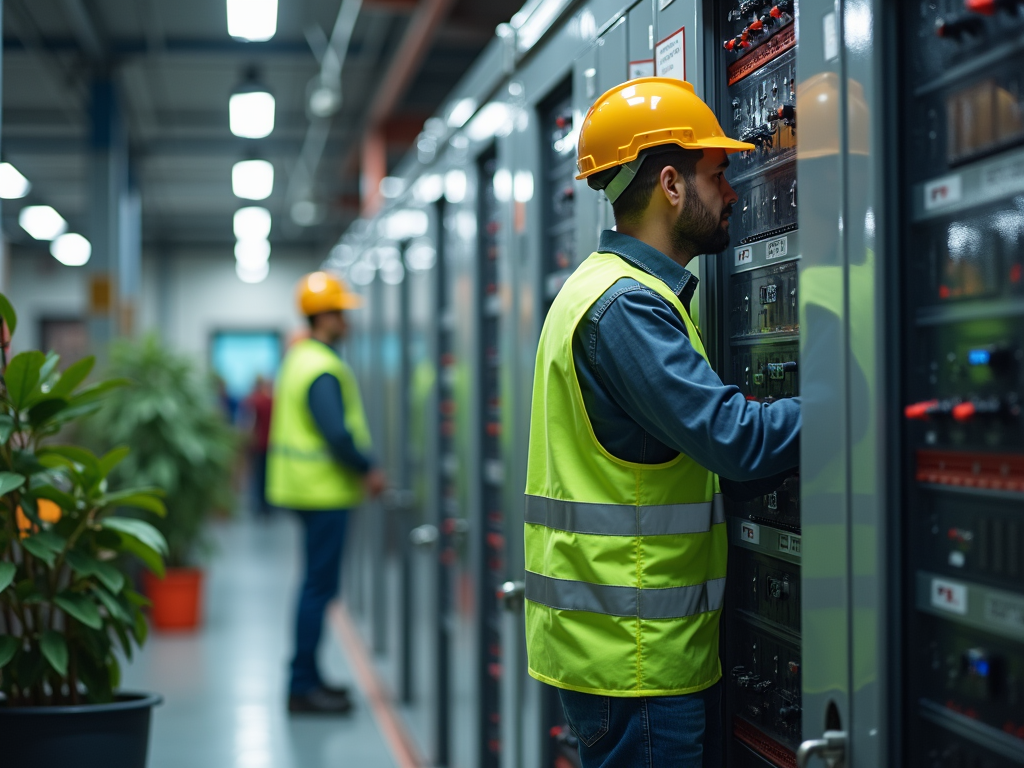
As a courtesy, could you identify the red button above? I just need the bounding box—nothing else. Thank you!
[770,5,783,18]
[723,39,736,50]
[965,0,998,15]
[749,19,764,31]
[904,400,939,420]
[952,402,976,422]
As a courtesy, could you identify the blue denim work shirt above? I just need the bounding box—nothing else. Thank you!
[572,230,800,492]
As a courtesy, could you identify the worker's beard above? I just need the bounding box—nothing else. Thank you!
[672,179,733,256]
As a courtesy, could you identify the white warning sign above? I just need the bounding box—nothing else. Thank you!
[655,27,686,81]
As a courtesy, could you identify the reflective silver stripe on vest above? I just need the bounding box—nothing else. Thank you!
[269,445,333,462]
[525,571,726,620]
[524,494,725,537]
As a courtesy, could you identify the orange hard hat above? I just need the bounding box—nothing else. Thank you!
[296,271,363,316]
[576,78,754,202]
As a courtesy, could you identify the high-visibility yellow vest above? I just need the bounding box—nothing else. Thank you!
[267,339,372,510]
[525,251,727,697]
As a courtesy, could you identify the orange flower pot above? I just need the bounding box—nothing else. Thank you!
[143,568,204,631]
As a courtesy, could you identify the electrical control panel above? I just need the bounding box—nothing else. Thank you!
[900,2,1024,765]
[716,1,802,765]
[544,87,577,307]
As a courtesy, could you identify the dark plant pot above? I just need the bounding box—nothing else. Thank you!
[144,567,204,631]
[0,692,162,768]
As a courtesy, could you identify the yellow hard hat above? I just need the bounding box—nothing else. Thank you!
[296,271,363,316]
[798,72,870,160]
[576,78,755,202]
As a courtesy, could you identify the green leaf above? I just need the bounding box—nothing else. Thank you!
[113,622,134,659]
[98,446,131,478]
[0,471,25,496]
[0,635,18,668]
[69,378,132,406]
[102,517,168,556]
[30,530,65,553]
[37,445,98,475]
[4,350,45,409]
[55,593,103,629]
[38,352,60,385]
[132,609,148,645]
[92,585,130,622]
[20,536,56,567]
[114,534,165,578]
[27,397,69,427]
[103,491,167,518]
[48,355,95,399]
[0,562,15,593]
[123,588,151,608]
[66,550,125,594]
[0,292,17,335]
[0,415,14,445]
[45,401,104,428]
[40,630,68,676]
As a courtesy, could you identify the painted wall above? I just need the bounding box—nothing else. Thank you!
[5,243,321,368]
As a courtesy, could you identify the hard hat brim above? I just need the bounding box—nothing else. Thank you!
[575,136,757,180]
[302,292,363,315]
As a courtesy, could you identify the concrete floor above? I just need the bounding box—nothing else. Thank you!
[121,515,398,768]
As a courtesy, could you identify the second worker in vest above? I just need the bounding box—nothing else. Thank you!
[267,272,386,715]
[525,78,801,766]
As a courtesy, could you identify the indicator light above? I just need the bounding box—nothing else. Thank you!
[952,402,976,422]
[904,399,940,420]
[967,349,992,366]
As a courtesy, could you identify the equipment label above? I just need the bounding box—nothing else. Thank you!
[655,27,686,81]
[629,59,654,80]
[765,236,789,261]
[740,521,760,545]
[982,157,1024,197]
[735,245,753,267]
[986,595,1024,632]
[924,175,962,211]
[931,577,968,615]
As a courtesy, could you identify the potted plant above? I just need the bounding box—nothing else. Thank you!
[87,336,237,631]
[0,293,168,767]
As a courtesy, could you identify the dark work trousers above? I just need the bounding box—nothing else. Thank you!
[289,508,350,695]
[558,682,722,768]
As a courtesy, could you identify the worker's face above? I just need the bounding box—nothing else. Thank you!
[666,148,738,256]
[316,310,348,343]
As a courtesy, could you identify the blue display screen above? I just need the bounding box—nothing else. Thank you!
[211,331,282,400]
[967,349,991,366]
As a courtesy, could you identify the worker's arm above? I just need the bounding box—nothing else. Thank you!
[307,373,375,474]
[584,283,800,482]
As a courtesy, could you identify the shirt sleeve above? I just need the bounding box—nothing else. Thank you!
[307,373,374,474]
[590,285,800,481]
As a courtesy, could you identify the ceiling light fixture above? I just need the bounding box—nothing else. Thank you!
[19,205,67,240]
[466,103,512,142]
[447,98,477,129]
[232,159,274,200]
[234,238,271,269]
[227,0,278,42]
[50,233,91,266]
[230,69,275,139]
[234,206,272,241]
[236,260,270,284]
[0,163,31,199]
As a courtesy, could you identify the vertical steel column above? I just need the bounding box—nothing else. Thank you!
[369,272,388,654]
[87,75,129,352]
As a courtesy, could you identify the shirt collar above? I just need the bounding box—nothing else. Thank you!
[597,229,698,307]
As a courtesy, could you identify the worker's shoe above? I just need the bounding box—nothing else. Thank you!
[287,686,353,715]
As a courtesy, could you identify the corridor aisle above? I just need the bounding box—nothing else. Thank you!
[121,515,398,768]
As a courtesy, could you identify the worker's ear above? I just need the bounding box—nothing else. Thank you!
[659,165,685,211]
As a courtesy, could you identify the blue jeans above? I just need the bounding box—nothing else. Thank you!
[289,509,350,695]
[558,682,722,768]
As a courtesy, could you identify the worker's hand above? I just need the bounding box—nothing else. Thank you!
[364,468,387,499]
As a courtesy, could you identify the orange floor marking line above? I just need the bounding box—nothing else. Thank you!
[329,602,425,768]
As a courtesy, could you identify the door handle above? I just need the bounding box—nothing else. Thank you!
[796,730,847,768]
[409,524,439,547]
[499,580,526,612]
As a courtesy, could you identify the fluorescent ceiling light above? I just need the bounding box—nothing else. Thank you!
[467,103,512,142]
[50,233,91,266]
[236,260,269,284]
[413,174,444,204]
[514,171,535,203]
[232,159,274,200]
[515,0,575,51]
[383,209,429,241]
[447,98,477,129]
[405,243,436,272]
[19,205,67,240]
[230,92,275,139]
[0,163,31,199]
[235,238,271,268]
[234,206,272,241]
[444,170,467,204]
[227,0,278,42]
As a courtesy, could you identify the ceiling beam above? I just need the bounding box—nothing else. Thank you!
[1,37,321,58]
